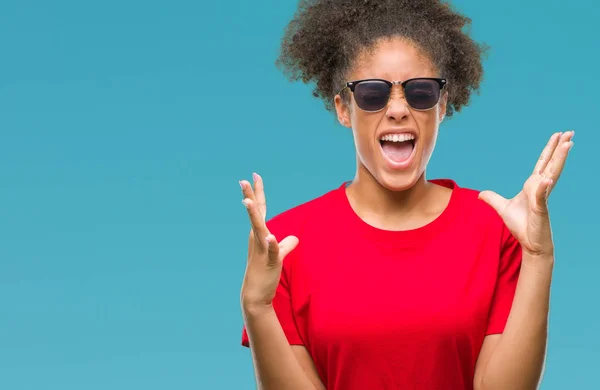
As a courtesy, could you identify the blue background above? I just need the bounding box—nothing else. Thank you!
[0,0,597,388]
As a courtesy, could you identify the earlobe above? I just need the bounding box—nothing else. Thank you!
[340,113,351,128]
[334,94,352,128]
[439,93,448,123]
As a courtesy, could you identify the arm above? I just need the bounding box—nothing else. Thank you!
[240,173,325,390]
[243,304,325,390]
[476,130,574,390]
[474,254,553,390]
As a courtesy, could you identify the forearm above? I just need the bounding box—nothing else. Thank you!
[243,305,316,390]
[479,254,554,390]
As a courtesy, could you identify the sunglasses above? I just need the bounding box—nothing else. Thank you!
[340,78,447,112]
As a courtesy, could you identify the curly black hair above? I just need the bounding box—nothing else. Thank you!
[276,0,488,117]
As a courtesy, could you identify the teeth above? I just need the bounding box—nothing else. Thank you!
[380,133,415,142]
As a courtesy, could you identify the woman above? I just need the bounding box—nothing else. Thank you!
[238,0,573,389]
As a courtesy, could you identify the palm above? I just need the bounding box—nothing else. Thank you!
[479,131,574,256]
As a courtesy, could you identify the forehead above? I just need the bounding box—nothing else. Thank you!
[350,37,438,81]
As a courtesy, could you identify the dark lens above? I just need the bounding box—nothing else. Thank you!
[354,81,390,111]
[404,79,441,110]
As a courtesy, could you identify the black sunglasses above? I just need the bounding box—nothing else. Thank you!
[340,78,447,112]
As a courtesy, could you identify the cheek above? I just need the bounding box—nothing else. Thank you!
[414,113,440,153]
[351,113,380,153]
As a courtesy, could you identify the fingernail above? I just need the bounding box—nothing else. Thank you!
[241,199,249,208]
[239,180,244,189]
[253,172,259,182]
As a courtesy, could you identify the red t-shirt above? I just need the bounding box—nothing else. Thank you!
[241,179,521,390]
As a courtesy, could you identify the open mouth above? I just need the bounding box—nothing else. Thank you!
[379,133,416,165]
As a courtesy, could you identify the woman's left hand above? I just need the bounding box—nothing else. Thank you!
[478,131,574,258]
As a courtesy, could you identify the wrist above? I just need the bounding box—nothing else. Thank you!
[522,243,554,259]
[242,304,276,321]
[241,297,275,318]
[521,251,555,272]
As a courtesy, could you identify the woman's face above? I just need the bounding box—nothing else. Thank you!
[335,37,447,192]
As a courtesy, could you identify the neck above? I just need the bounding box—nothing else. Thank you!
[346,163,445,231]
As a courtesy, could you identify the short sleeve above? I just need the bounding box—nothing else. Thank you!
[486,225,522,335]
[241,218,304,348]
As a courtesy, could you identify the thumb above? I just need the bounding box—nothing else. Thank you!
[478,190,508,216]
[276,235,300,263]
[265,234,299,268]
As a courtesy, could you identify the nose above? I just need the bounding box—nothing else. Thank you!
[385,87,410,122]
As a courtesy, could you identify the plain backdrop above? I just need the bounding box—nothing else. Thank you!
[0,0,598,388]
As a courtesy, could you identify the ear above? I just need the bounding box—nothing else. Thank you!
[438,92,448,123]
[334,94,352,128]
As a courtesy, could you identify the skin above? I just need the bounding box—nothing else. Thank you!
[240,36,573,390]
[334,37,451,230]
[474,130,573,390]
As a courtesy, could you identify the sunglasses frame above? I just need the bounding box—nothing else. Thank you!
[340,77,447,112]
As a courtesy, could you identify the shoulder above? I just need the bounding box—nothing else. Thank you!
[265,182,345,241]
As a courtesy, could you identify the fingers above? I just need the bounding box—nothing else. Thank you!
[253,172,267,220]
[541,131,574,185]
[265,235,299,267]
[243,198,269,241]
[478,190,509,216]
[241,179,270,244]
[533,132,561,175]
[265,234,279,267]
[534,176,554,211]
[240,172,267,219]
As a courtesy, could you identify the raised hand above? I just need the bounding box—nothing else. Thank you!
[239,173,299,312]
[478,131,574,258]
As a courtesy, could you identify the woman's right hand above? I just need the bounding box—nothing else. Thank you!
[239,173,299,314]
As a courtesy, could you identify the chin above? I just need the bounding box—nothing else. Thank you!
[375,169,423,193]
